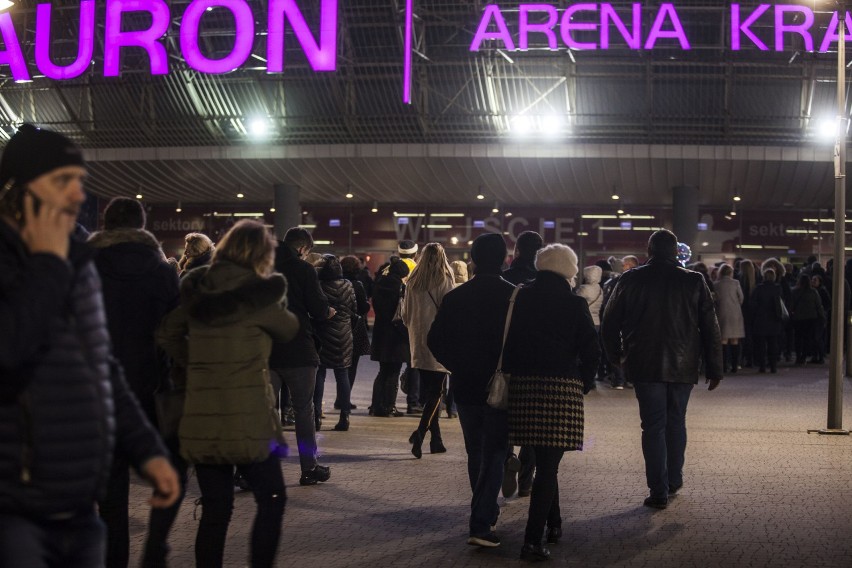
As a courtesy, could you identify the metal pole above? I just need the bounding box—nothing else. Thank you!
[816,11,850,435]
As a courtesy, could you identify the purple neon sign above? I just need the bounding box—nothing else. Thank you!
[0,0,339,81]
[470,3,852,53]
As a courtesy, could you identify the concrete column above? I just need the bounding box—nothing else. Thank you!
[672,185,698,249]
[273,184,301,240]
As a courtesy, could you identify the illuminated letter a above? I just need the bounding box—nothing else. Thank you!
[0,13,30,81]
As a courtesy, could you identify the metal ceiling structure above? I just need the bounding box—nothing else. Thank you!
[0,0,848,208]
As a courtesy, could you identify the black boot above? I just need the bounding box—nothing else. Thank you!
[333,412,350,431]
[409,430,423,459]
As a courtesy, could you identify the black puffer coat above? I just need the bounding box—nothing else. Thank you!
[371,261,410,364]
[601,257,723,383]
[0,223,166,517]
[315,260,356,369]
[502,257,537,286]
[88,229,179,419]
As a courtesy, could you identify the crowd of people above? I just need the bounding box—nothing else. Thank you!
[0,124,841,566]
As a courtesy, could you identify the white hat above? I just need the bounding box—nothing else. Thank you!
[535,244,579,281]
[398,240,418,255]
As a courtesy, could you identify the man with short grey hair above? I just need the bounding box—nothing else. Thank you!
[602,230,722,509]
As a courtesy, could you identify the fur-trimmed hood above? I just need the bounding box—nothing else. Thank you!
[88,228,165,256]
[88,228,169,280]
[181,261,287,326]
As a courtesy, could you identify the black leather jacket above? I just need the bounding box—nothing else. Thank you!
[601,257,723,383]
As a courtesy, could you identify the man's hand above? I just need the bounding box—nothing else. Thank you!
[19,192,72,259]
[141,456,180,508]
[706,378,721,391]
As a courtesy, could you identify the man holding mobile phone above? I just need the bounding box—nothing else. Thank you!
[0,124,179,566]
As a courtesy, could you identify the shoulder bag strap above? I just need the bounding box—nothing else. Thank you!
[496,287,521,372]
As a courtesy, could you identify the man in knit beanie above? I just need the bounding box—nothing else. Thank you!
[0,125,178,565]
[428,233,514,549]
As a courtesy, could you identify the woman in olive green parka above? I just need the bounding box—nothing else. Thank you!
[157,220,298,568]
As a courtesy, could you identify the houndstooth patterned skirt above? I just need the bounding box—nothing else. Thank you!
[508,375,585,450]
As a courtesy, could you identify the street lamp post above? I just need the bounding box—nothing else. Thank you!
[816,8,850,435]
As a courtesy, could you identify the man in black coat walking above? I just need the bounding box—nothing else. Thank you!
[602,230,722,509]
[428,233,515,549]
[88,197,184,567]
[269,227,333,486]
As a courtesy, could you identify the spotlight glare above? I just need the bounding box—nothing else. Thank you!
[733,195,741,202]
[237,193,244,198]
[249,118,269,137]
[512,115,532,135]
[345,193,354,199]
[541,115,562,136]
[135,194,143,199]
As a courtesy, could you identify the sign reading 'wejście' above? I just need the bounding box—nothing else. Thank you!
[2,1,852,84]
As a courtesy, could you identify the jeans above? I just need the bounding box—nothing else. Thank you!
[0,509,105,568]
[316,366,351,415]
[524,446,563,544]
[194,454,286,568]
[414,370,445,442]
[347,355,361,393]
[371,361,402,414]
[457,403,509,537]
[633,382,694,499]
[404,365,421,407]
[99,437,188,568]
[271,367,318,472]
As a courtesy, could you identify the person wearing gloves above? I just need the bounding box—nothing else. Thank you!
[502,244,600,561]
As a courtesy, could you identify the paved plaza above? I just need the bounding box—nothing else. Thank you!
[128,359,852,567]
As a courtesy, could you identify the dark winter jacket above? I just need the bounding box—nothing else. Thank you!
[156,262,299,464]
[269,243,330,369]
[502,271,601,393]
[0,221,167,518]
[601,257,723,383]
[342,268,371,317]
[88,229,180,419]
[428,272,516,405]
[751,281,785,337]
[316,263,357,369]
[790,286,825,322]
[370,267,410,364]
[502,257,537,286]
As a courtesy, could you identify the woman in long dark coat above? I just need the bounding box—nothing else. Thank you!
[751,268,784,373]
[341,255,372,409]
[370,258,410,417]
[313,255,357,431]
[502,244,600,561]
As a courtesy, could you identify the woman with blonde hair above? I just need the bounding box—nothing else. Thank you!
[157,220,298,568]
[402,243,456,457]
[178,232,214,275]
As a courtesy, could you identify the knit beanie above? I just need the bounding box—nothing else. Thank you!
[470,233,507,271]
[0,124,85,189]
[398,240,418,255]
[535,244,579,281]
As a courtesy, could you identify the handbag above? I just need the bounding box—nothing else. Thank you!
[351,312,371,356]
[392,290,409,340]
[776,295,790,322]
[486,287,520,410]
